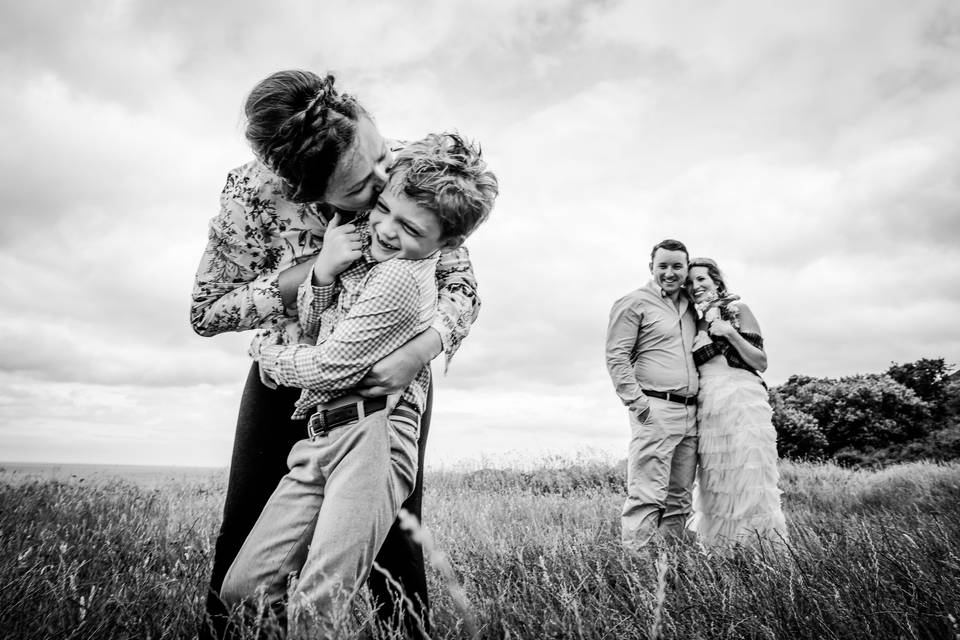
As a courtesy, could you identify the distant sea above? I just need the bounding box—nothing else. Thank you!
[0,462,227,487]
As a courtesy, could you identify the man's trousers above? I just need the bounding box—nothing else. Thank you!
[622,396,698,551]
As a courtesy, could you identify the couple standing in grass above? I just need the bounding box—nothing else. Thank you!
[191,70,496,637]
[605,239,788,552]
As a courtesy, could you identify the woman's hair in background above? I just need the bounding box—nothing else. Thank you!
[244,70,366,203]
[689,257,728,297]
[388,133,499,240]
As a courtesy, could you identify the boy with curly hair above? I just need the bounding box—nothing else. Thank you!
[220,133,498,630]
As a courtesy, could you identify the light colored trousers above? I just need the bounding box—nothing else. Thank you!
[220,407,418,623]
[622,397,698,551]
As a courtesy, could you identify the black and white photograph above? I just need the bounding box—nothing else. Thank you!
[2,1,959,638]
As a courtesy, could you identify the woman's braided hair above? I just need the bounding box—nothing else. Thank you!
[244,70,365,203]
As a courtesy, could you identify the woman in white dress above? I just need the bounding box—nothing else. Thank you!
[686,258,788,548]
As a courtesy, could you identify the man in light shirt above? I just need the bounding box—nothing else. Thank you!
[605,239,699,552]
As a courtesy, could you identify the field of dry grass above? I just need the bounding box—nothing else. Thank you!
[1,459,958,639]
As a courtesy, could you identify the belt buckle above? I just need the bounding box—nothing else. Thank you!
[307,410,329,439]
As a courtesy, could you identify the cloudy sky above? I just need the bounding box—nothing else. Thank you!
[2,0,959,468]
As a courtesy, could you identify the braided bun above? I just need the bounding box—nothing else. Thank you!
[244,70,365,203]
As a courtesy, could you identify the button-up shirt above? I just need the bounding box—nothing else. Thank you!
[189,159,478,367]
[258,233,440,418]
[605,280,699,409]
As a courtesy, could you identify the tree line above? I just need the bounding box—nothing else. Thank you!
[770,358,960,467]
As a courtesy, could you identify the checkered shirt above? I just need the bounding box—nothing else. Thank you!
[258,243,440,419]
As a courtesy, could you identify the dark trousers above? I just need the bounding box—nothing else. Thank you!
[202,363,431,638]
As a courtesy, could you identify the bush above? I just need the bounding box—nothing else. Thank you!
[875,422,960,465]
[826,374,932,448]
[771,371,934,464]
[769,390,827,460]
[886,358,952,420]
[945,378,960,421]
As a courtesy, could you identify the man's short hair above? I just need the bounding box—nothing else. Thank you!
[649,239,689,263]
[388,133,499,241]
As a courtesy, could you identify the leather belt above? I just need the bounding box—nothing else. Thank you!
[307,396,388,438]
[642,389,698,406]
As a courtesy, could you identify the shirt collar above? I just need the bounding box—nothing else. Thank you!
[646,280,692,304]
[358,218,378,265]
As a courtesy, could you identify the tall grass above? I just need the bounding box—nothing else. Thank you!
[0,475,219,638]
[1,461,958,639]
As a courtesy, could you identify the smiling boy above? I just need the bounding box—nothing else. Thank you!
[219,133,497,629]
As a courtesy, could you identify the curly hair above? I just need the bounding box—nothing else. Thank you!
[244,70,366,204]
[688,257,728,297]
[387,133,499,240]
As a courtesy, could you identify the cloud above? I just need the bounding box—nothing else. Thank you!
[0,372,241,466]
[428,377,628,467]
[0,311,249,386]
[1,0,959,466]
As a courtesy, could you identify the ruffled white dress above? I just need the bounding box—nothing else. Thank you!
[689,350,788,548]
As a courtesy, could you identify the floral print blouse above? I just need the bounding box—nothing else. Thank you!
[190,159,480,367]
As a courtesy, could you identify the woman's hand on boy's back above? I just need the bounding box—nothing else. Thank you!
[313,212,362,285]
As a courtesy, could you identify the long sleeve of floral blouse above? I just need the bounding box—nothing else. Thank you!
[189,172,288,337]
[431,245,480,369]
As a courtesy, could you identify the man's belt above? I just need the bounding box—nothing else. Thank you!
[307,397,388,438]
[642,389,698,406]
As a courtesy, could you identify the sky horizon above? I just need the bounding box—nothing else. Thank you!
[2,0,959,468]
